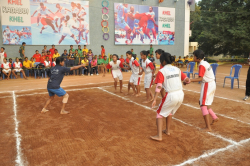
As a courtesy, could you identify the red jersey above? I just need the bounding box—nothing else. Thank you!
[101,48,105,59]
[49,48,55,55]
[120,58,125,64]
[46,54,53,62]
[126,58,130,64]
[40,56,46,63]
[33,54,41,62]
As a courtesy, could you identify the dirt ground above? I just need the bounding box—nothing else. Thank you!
[0,64,250,166]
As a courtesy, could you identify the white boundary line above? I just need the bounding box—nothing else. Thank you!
[183,88,250,105]
[12,91,24,166]
[97,87,239,145]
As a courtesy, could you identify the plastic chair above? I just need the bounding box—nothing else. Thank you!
[223,64,242,89]
[211,63,219,82]
[183,62,195,78]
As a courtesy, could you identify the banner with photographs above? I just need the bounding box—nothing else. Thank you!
[1,0,89,45]
[114,3,175,45]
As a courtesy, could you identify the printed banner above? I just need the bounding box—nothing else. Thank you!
[114,3,175,45]
[1,0,90,45]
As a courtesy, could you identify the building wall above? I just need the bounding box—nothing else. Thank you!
[0,0,188,62]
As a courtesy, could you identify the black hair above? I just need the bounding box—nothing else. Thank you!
[70,45,73,47]
[1,47,5,50]
[22,42,26,45]
[78,45,81,47]
[44,45,47,47]
[47,51,50,53]
[193,50,204,60]
[112,54,119,60]
[25,57,28,59]
[64,49,67,51]
[4,58,7,61]
[140,50,148,56]
[56,57,64,65]
[52,44,55,46]
[9,58,12,60]
[101,45,104,48]
[35,50,38,52]
[155,49,164,55]
[160,52,175,66]
[55,49,58,51]
[132,54,137,59]
[126,51,132,55]
[131,48,133,50]
[84,45,86,46]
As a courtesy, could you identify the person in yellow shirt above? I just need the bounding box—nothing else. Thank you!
[22,57,32,76]
[82,45,88,55]
[30,57,35,68]
[81,57,89,76]
[189,55,194,62]
[177,56,184,68]
[53,49,60,59]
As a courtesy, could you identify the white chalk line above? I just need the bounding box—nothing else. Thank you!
[175,137,250,166]
[98,87,239,145]
[15,86,114,97]
[183,88,250,105]
[12,91,24,166]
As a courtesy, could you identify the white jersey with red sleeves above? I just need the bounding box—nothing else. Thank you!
[13,62,22,68]
[199,60,215,83]
[155,64,187,93]
[1,62,11,69]
[0,52,7,65]
[142,58,154,74]
[52,61,56,67]
[129,57,140,75]
[44,61,51,67]
[106,60,123,70]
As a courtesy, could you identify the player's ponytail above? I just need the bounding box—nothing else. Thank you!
[155,49,165,55]
[132,54,137,60]
[160,52,172,66]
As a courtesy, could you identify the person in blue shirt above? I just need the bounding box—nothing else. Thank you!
[41,57,85,114]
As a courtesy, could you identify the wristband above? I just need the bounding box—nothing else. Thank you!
[102,14,109,20]
[101,20,108,27]
[155,83,162,92]
[102,0,109,7]
[102,7,109,14]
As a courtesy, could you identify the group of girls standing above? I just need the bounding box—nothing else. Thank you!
[104,49,219,142]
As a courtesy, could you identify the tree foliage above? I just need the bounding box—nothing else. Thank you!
[190,0,250,56]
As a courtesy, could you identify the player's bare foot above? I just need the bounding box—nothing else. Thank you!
[120,90,123,93]
[162,130,171,136]
[132,93,136,96]
[150,135,162,141]
[60,110,70,114]
[25,78,28,80]
[138,93,142,96]
[41,108,49,113]
[200,128,212,132]
[211,118,219,125]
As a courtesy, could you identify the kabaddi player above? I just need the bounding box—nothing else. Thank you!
[42,57,85,114]
[1,58,11,80]
[31,3,54,26]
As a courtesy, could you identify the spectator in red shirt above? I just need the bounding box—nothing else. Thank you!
[33,50,41,62]
[40,52,46,63]
[49,44,56,55]
[46,51,53,62]
[120,55,125,64]
[101,45,105,59]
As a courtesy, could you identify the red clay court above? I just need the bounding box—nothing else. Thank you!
[0,64,250,166]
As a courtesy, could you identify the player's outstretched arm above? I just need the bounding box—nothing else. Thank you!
[70,64,85,71]
[190,76,203,83]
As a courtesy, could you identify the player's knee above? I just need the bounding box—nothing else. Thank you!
[62,93,69,103]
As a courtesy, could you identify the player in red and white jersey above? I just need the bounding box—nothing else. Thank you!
[151,52,189,141]
[31,3,54,27]
[124,51,141,96]
[44,56,52,79]
[0,47,7,66]
[104,54,124,93]
[52,58,56,67]
[139,50,155,103]
[12,58,27,79]
[1,58,11,80]
[188,50,218,132]
[155,49,166,97]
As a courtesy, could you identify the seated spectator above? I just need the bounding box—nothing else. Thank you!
[9,58,13,67]
[102,55,109,73]
[23,57,32,75]
[177,56,184,68]
[82,51,87,58]
[53,49,60,59]
[68,50,75,75]
[172,55,177,66]
[77,45,83,56]
[148,54,156,68]
[184,56,189,67]
[41,52,46,63]
[74,50,81,75]
[30,57,35,76]
[12,57,27,79]
[97,55,104,73]
[35,62,45,79]
[83,45,88,55]
[1,58,11,80]
[52,58,56,67]
[87,49,94,64]
[44,56,51,78]
[46,51,53,62]
[61,49,69,67]
[33,50,41,62]
[90,56,99,76]
[81,57,89,76]
[189,55,194,62]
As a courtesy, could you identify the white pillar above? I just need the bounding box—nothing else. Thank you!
[184,0,191,57]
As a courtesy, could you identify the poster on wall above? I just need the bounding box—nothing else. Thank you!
[1,0,89,45]
[114,3,175,45]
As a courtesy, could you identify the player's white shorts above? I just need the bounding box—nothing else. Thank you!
[62,28,73,37]
[129,74,141,85]
[13,69,23,72]
[144,73,153,89]
[112,70,123,80]
[2,69,11,73]
[156,90,184,117]
[200,81,216,106]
